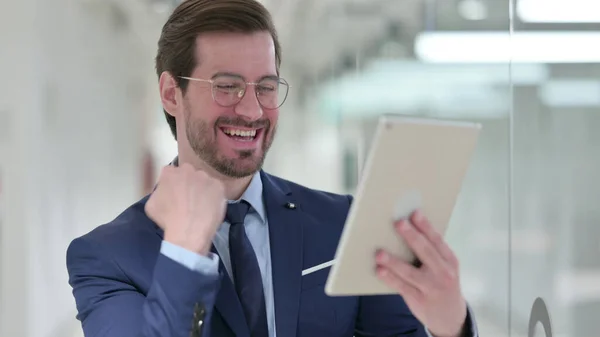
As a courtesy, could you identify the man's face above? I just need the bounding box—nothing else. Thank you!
[182,32,280,178]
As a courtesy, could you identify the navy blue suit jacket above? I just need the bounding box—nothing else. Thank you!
[67,171,430,337]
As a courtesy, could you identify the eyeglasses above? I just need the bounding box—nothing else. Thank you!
[179,74,290,109]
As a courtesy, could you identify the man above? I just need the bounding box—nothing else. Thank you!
[66,0,478,336]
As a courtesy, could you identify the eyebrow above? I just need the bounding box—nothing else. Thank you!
[211,71,280,82]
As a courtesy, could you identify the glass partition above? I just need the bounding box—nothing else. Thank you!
[510,1,600,336]
[298,1,513,336]
[293,1,600,336]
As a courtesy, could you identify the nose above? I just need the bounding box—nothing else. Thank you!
[234,87,263,121]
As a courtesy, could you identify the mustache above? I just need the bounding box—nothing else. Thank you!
[215,116,270,129]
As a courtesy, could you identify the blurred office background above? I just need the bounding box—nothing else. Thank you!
[1,0,599,336]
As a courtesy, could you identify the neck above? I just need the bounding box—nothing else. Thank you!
[176,151,254,201]
[221,174,254,201]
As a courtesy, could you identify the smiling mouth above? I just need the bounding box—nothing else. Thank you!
[220,127,262,141]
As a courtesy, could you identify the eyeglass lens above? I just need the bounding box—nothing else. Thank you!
[211,76,289,109]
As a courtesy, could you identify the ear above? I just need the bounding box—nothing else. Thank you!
[159,71,181,118]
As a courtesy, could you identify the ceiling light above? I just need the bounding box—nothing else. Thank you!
[539,80,600,107]
[415,31,600,63]
[517,0,600,23]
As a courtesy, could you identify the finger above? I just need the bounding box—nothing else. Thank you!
[376,250,427,291]
[151,166,174,196]
[410,210,458,267]
[395,219,447,273]
[156,165,175,184]
[144,196,164,227]
[376,265,423,302]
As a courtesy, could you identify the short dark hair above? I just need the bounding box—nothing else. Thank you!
[155,0,282,140]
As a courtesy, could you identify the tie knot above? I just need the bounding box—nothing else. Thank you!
[226,200,250,226]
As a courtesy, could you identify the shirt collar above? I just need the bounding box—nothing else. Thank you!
[230,171,266,224]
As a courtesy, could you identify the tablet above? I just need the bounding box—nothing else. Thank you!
[324,115,481,296]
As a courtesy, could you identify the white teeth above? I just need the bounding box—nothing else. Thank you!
[223,129,257,137]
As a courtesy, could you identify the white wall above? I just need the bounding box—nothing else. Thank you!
[262,85,347,193]
[0,0,151,336]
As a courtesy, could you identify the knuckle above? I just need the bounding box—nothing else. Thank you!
[440,268,457,287]
[144,200,153,214]
[413,290,426,304]
[430,231,443,245]
[405,265,418,280]
[403,229,416,242]
[415,237,429,254]
[410,230,423,243]
[393,259,414,278]
[144,200,159,220]
[160,166,173,178]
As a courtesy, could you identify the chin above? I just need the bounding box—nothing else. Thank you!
[214,152,265,178]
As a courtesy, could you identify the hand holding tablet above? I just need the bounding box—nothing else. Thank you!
[324,115,482,337]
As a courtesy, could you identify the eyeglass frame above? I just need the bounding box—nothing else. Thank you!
[178,73,290,110]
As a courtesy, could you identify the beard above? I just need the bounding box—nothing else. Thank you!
[184,107,275,178]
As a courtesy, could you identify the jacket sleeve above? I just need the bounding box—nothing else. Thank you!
[66,235,221,337]
[354,294,429,337]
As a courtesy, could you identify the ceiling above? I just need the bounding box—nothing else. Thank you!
[99,0,531,75]
[102,0,429,79]
[97,0,600,113]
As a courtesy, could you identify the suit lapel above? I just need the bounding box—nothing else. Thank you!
[211,246,250,337]
[261,172,303,337]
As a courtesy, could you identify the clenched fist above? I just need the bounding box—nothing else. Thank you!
[145,163,227,256]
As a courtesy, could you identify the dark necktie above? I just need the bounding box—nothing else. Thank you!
[226,201,269,337]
